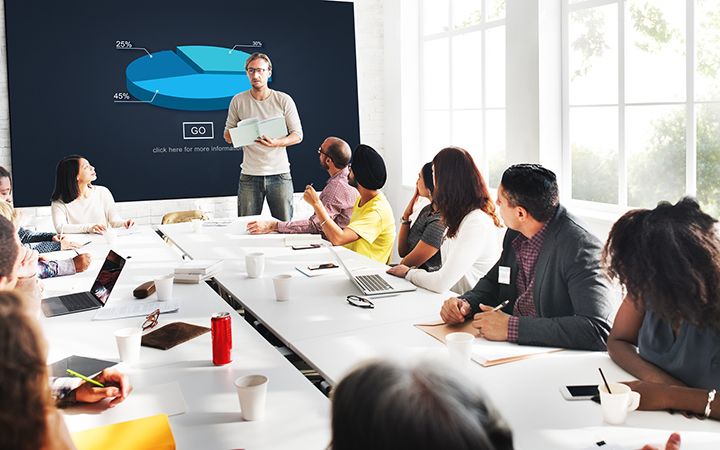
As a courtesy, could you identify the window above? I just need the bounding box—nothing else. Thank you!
[414,0,506,187]
[564,0,720,216]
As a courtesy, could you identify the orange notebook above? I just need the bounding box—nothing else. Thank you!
[71,413,175,450]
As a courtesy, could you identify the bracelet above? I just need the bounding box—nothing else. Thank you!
[705,389,716,418]
[319,219,327,228]
[401,218,411,225]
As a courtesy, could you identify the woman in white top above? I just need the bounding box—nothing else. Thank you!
[387,147,502,294]
[50,155,134,234]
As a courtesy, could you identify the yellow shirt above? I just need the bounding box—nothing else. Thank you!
[344,192,396,263]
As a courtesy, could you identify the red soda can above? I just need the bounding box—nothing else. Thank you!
[211,312,232,365]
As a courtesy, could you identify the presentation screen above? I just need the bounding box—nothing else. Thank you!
[5,0,360,207]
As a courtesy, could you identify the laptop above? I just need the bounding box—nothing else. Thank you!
[41,250,127,317]
[327,246,417,296]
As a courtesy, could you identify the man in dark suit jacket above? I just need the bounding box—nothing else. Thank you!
[440,164,615,351]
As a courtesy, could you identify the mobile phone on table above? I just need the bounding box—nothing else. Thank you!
[559,385,599,401]
[291,243,321,250]
[308,263,338,270]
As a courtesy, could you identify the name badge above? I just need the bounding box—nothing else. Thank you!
[498,266,511,285]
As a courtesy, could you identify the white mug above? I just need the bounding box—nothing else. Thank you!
[273,274,292,301]
[154,274,174,301]
[599,382,641,425]
[445,332,475,366]
[235,374,269,421]
[246,253,265,278]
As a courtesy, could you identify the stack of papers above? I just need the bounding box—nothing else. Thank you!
[174,260,223,283]
[94,302,179,320]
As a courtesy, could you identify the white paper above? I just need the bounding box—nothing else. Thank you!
[63,381,187,432]
[470,339,561,365]
[258,116,288,138]
[295,265,341,277]
[93,302,179,320]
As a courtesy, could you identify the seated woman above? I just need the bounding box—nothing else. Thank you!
[387,147,502,294]
[397,162,445,271]
[50,155,134,234]
[0,290,76,450]
[604,197,720,420]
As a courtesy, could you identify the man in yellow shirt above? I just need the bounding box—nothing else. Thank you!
[303,144,395,263]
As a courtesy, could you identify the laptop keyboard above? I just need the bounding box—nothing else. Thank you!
[60,293,97,310]
[356,274,393,293]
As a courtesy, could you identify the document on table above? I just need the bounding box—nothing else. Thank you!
[64,381,186,432]
[295,265,341,277]
[414,320,563,367]
[229,116,288,147]
[94,302,179,320]
[71,413,176,450]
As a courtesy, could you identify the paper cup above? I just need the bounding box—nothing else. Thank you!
[445,332,475,366]
[115,327,142,364]
[273,274,292,301]
[235,375,269,421]
[599,382,641,425]
[246,253,265,278]
[154,274,174,301]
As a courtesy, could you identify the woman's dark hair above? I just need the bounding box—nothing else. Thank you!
[500,164,559,222]
[0,291,51,450]
[51,155,83,204]
[603,197,720,329]
[330,359,514,450]
[421,162,434,195]
[432,147,501,238]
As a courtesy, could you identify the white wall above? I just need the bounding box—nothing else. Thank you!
[0,0,385,230]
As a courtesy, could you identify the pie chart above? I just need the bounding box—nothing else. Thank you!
[125,45,257,111]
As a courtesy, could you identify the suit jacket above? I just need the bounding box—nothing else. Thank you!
[459,205,615,351]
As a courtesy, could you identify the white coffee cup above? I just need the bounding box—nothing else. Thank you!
[191,219,202,233]
[599,382,641,425]
[246,253,265,278]
[445,332,475,366]
[273,274,292,301]
[104,227,117,245]
[154,274,174,301]
[235,374,269,421]
[115,327,142,364]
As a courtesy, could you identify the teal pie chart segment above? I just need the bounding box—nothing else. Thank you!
[125,45,254,111]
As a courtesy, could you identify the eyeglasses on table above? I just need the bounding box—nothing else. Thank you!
[346,295,374,309]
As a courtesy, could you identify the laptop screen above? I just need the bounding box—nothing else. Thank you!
[89,250,126,305]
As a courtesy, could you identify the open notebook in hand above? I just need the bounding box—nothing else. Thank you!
[414,320,563,367]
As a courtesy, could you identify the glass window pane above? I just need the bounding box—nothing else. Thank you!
[485,109,506,188]
[452,110,483,155]
[423,111,451,161]
[626,105,686,208]
[452,32,483,109]
[568,5,618,105]
[452,0,482,30]
[423,38,450,110]
[487,0,506,21]
[570,107,619,204]
[424,0,450,35]
[696,0,720,101]
[486,25,505,108]
[625,0,685,103]
[696,103,720,217]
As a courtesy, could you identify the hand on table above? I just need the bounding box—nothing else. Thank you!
[439,297,471,324]
[57,236,81,250]
[18,247,39,278]
[123,218,135,229]
[89,224,107,234]
[386,264,411,278]
[471,304,510,341]
[75,368,131,407]
[72,254,91,272]
[247,220,278,234]
[642,433,681,450]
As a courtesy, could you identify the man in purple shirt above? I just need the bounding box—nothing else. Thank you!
[439,164,615,351]
[247,137,358,237]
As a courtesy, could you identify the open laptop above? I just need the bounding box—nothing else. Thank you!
[327,246,417,296]
[41,250,127,317]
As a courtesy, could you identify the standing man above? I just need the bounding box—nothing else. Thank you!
[224,52,303,221]
[246,136,358,237]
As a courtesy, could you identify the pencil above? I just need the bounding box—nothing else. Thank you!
[66,369,105,388]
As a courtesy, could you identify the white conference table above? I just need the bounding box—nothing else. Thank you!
[40,227,330,450]
[159,219,720,449]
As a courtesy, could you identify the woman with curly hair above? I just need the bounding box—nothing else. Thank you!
[0,290,76,449]
[387,147,502,294]
[604,197,720,419]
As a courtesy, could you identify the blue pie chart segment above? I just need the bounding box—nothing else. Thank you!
[125,45,253,111]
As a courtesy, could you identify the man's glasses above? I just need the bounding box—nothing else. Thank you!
[142,308,160,331]
[318,147,335,163]
[247,67,268,75]
[346,295,374,309]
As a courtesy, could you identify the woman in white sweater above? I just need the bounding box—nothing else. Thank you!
[387,147,503,294]
[50,155,134,234]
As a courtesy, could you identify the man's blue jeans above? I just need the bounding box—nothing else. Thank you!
[237,172,294,221]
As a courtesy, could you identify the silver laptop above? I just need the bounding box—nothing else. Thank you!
[327,246,417,296]
[41,250,127,317]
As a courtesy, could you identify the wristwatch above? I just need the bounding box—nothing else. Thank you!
[401,217,411,225]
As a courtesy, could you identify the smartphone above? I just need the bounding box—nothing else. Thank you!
[291,243,321,250]
[308,263,338,270]
[559,385,599,401]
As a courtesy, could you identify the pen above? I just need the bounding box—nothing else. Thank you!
[490,299,510,312]
[73,249,80,256]
[66,369,105,388]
